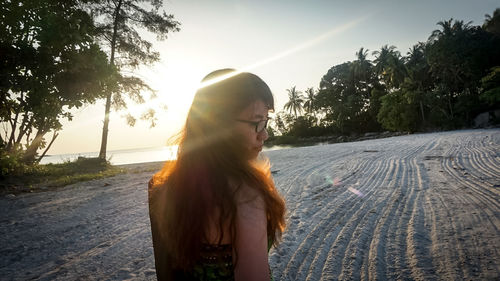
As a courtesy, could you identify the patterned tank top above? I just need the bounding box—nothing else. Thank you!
[172,241,274,281]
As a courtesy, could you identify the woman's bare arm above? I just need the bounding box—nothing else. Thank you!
[234,188,270,281]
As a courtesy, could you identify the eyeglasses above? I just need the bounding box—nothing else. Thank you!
[235,118,270,133]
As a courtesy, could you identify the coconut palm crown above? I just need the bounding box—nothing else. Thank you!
[284,86,304,118]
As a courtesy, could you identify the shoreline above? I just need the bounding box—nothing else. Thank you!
[115,160,167,173]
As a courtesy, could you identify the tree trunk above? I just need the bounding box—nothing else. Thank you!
[99,92,112,159]
[7,113,19,150]
[98,0,122,159]
[22,130,45,164]
[15,113,27,142]
[36,130,59,163]
[419,101,425,123]
[448,94,454,120]
[7,108,26,151]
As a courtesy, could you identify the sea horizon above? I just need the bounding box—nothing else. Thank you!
[40,145,290,166]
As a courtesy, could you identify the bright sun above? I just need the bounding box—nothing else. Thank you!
[117,61,206,131]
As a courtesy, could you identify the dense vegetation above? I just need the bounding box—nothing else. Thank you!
[271,9,500,142]
[0,0,179,180]
[1,0,114,166]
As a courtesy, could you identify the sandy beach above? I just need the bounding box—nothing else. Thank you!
[1,129,499,280]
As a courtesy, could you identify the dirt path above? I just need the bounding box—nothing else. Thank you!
[1,129,499,280]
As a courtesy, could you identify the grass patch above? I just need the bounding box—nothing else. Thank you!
[1,157,125,195]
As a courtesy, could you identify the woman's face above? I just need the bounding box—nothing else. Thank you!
[234,99,270,160]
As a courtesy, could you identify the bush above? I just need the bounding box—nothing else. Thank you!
[1,156,122,194]
[377,90,419,132]
[0,149,30,178]
[265,135,298,146]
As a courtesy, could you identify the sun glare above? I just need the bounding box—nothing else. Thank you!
[197,15,371,91]
[112,14,372,133]
[86,14,371,146]
[113,61,205,132]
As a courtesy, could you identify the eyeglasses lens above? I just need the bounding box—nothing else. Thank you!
[256,119,268,132]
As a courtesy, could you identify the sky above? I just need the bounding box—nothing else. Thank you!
[48,0,499,155]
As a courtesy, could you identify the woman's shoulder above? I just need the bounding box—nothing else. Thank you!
[148,161,174,192]
[229,178,264,206]
[232,183,266,221]
[148,177,164,193]
[148,177,169,211]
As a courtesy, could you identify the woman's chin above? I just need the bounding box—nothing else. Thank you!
[247,150,259,161]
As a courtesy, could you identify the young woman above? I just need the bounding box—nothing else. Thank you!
[148,69,286,281]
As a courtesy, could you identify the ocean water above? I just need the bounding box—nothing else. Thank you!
[40,146,179,166]
[40,145,288,166]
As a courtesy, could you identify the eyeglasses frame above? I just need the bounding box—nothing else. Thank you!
[235,118,271,133]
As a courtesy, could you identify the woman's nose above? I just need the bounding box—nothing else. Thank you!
[257,128,268,141]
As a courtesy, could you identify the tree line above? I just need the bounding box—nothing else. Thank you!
[273,9,500,139]
[0,0,179,174]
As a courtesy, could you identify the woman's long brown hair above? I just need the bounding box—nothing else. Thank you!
[149,69,286,270]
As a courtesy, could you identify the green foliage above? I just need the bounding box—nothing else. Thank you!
[274,9,499,139]
[369,87,386,120]
[0,148,27,177]
[90,0,180,159]
[271,112,288,135]
[0,0,116,163]
[287,116,317,137]
[308,9,500,135]
[316,58,376,133]
[266,135,298,146]
[283,86,304,118]
[303,87,317,115]
[373,45,406,88]
[377,89,419,132]
[1,156,124,193]
[483,8,500,36]
[480,66,500,106]
[266,126,275,139]
[426,18,499,124]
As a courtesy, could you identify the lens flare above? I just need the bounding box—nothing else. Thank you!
[333,177,341,186]
[197,15,371,90]
[324,175,342,187]
[324,175,334,185]
[348,186,365,197]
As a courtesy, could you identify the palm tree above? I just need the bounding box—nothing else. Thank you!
[303,87,316,115]
[427,19,474,120]
[483,8,500,35]
[405,43,430,123]
[372,45,406,88]
[352,47,374,99]
[429,19,454,42]
[284,86,304,118]
[372,45,397,75]
[352,47,371,81]
[387,55,407,88]
[427,19,474,91]
[429,19,472,42]
[405,43,428,84]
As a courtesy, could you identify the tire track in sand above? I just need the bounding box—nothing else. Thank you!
[270,130,500,280]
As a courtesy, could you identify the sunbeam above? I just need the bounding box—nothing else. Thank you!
[197,15,372,90]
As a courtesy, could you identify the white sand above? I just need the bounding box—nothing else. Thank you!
[0,129,499,280]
